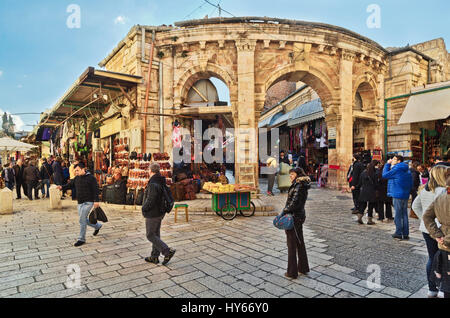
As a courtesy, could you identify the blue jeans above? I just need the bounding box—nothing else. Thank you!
[41,179,50,198]
[393,198,409,237]
[423,232,439,292]
[78,202,102,243]
[6,182,14,191]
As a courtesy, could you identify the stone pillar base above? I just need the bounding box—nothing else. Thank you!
[0,188,13,214]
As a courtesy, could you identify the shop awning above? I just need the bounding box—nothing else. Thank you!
[39,67,143,128]
[0,137,38,152]
[288,99,324,127]
[259,111,283,128]
[398,88,450,124]
[269,111,292,128]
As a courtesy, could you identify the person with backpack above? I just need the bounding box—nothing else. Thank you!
[142,163,176,266]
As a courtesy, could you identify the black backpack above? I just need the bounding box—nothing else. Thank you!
[160,183,175,214]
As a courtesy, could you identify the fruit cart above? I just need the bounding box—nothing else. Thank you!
[211,191,256,221]
[202,183,256,221]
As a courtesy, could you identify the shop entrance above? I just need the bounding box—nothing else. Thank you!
[175,76,236,186]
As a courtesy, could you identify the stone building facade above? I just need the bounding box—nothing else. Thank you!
[97,17,449,189]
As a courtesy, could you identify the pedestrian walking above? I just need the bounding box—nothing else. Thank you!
[266,156,278,196]
[282,168,310,279]
[142,163,176,266]
[350,154,364,215]
[13,159,27,199]
[59,162,103,247]
[2,162,15,191]
[39,158,53,199]
[423,174,450,299]
[356,160,379,225]
[23,160,40,200]
[412,165,449,298]
[376,163,394,222]
[382,155,413,240]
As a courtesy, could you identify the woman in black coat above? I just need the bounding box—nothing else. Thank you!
[376,163,394,222]
[282,168,311,279]
[356,160,379,225]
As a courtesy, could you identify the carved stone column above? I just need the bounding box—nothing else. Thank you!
[234,39,258,187]
[336,50,356,188]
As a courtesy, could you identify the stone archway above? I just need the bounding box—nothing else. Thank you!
[107,17,389,189]
[174,63,238,108]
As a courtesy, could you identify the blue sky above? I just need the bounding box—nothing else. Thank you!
[0,0,449,131]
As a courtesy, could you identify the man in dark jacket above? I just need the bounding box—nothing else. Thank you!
[383,155,413,240]
[52,157,64,186]
[23,160,40,200]
[350,154,364,214]
[59,162,102,247]
[2,162,15,190]
[142,163,176,266]
[13,159,27,199]
[39,158,53,199]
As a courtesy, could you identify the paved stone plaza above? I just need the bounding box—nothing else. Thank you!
[0,186,430,298]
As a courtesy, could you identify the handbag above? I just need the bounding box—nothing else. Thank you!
[89,206,108,225]
[273,213,294,231]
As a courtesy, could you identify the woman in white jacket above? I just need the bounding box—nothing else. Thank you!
[412,165,449,298]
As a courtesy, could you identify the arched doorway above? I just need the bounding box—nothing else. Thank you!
[176,73,236,185]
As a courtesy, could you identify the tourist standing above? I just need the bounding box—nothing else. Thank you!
[39,158,53,199]
[2,162,15,191]
[382,155,413,240]
[13,159,26,199]
[266,156,278,196]
[52,157,64,186]
[412,165,448,298]
[423,175,450,298]
[142,163,176,266]
[282,168,310,279]
[356,160,379,225]
[59,162,103,247]
[296,150,307,173]
[376,163,394,222]
[280,151,291,165]
[23,160,40,200]
[350,154,364,215]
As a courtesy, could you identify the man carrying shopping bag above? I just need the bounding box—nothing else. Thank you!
[59,162,103,247]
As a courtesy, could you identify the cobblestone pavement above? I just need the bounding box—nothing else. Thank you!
[0,186,430,298]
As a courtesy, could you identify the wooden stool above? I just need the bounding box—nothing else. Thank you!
[174,204,189,223]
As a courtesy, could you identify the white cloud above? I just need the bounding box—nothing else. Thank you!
[0,70,3,77]
[114,16,127,25]
[17,84,23,89]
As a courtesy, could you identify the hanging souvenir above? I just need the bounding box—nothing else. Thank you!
[172,124,182,148]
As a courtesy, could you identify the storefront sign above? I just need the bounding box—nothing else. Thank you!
[100,118,126,139]
[328,127,337,139]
